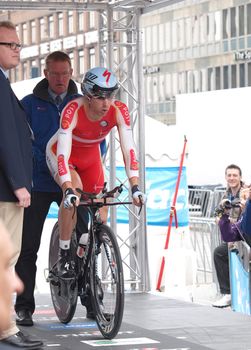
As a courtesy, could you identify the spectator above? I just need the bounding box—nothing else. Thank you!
[14,51,81,327]
[212,164,245,308]
[218,187,251,246]
[0,20,43,349]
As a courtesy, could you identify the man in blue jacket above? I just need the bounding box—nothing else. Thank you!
[14,51,81,326]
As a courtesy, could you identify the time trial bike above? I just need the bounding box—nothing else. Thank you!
[47,183,132,339]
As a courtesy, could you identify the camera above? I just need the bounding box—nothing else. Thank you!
[214,198,241,217]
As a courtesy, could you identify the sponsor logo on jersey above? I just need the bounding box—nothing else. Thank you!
[114,101,130,126]
[61,102,78,129]
[130,149,139,170]
[100,120,108,127]
[58,154,67,176]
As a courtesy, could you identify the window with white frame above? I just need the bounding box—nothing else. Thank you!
[31,20,36,43]
[68,11,74,34]
[48,15,54,38]
[58,13,63,36]
[89,11,95,29]
[89,48,95,68]
[40,18,46,40]
[78,50,84,75]
[22,23,28,45]
[78,12,84,31]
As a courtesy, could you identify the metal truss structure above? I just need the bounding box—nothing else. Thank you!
[0,0,184,291]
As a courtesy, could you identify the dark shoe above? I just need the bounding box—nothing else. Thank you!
[1,331,43,349]
[56,249,75,279]
[16,310,33,326]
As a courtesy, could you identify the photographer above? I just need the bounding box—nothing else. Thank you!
[218,187,251,246]
[212,164,245,308]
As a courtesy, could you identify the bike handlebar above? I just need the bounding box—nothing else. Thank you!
[75,184,132,207]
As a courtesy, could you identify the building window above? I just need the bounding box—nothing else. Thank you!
[31,60,39,78]
[248,4,251,35]
[146,76,152,103]
[48,15,54,38]
[215,67,221,90]
[239,63,245,87]
[239,5,244,37]
[215,11,221,42]
[153,77,158,102]
[40,18,46,40]
[200,69,207,92]
[158,24,164,52]
[248,62,251,86]
[89,48,95,68]
[78,12,84,31]
[22,23,28,45]
[159,74,165,101]
[165,73,171,100]
[146,27,151,54]
[16,25,19,38]
[165,22,171,50]
[58,13,63,36]
[231,64,237,88]
[172,21,177,49]
[78,50,84,75]
[178,72,186,94]
[177,19,184,48]
[208,67,213,91]
[223,65,229,89]
[31,20,36,43]
[172,72,177,97]
[22,62,28,80]
[223,9,229,39]
[192,16,199,46]
[89,11,95,29]
[68,11,74,34]
[152,25,157,52]
[40,58,45,75]
[194,70,199,92]
[207,12,214,43]
[230,7,237,38]
[14,67,19,82]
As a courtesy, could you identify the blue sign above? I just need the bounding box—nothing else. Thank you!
[230,250,251,315]
[48,166,189,227]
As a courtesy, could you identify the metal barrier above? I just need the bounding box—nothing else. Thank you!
[188,188,225,285]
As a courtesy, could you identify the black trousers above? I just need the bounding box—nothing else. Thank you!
[15,191,89,314]
[15,191,62,314]
[213,242,230,295]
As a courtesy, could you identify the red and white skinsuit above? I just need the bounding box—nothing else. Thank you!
[46,97,139,193]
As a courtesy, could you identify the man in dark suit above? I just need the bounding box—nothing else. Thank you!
[0,20,43,349]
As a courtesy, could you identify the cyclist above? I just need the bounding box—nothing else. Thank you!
[46,66,146,279]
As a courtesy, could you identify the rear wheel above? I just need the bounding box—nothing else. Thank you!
[90,224,124,339]
[48,222,78,323]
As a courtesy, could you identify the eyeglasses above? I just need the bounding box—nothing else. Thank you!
[0,42,22,50]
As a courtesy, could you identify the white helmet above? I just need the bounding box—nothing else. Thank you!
[81,67,118,99]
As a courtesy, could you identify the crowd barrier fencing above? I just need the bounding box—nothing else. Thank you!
[188,187,225,287]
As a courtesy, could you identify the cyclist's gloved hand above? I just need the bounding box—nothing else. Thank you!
[64,188,79,209]
[131,185,146,206]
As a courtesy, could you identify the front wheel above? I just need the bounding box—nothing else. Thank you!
[48,222,78,323]
[90,224,124,339]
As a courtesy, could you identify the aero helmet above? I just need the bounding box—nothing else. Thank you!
[81,67,118,99]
